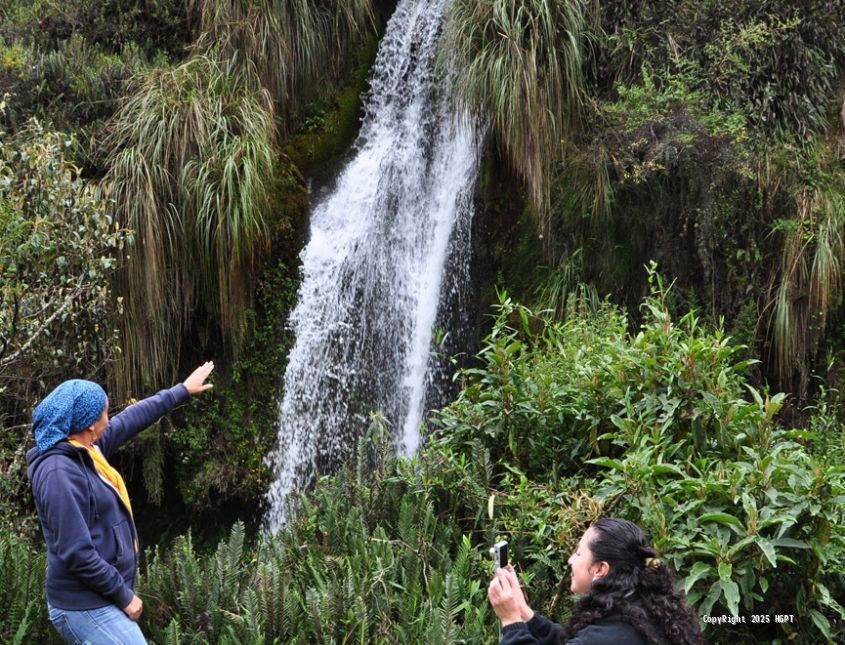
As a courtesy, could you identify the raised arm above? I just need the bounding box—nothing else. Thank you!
[97,361,214,459]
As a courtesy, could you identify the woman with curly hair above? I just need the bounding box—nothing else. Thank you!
[488,518,703,645]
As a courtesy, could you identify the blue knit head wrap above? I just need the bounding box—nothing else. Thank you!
[32,380,108,454]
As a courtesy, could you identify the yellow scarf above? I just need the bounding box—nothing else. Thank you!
[69,440,134,518]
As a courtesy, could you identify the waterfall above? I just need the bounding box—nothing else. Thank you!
[265,0,480,531]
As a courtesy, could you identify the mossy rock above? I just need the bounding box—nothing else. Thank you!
[282,31,380,174]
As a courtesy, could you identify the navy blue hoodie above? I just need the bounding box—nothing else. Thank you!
[26,384,190,611]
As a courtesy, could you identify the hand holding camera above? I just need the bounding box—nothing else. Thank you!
[487,541,534,627]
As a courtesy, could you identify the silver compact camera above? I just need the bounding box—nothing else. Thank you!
[490,540,509,571]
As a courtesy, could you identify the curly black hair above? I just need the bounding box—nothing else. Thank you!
[557,518,703,645]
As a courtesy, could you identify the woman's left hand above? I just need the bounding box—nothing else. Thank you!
[183,361,215,394]
[488,565,526,627]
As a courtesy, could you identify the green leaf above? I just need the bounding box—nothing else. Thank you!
[720,579,740,617]
[770,537,810,549]
[698,512,743,529]
[717,561,732,581]
[700,580,722,616]
[519,308,531,335]
[809,609,832,642]
[683,562,712,595]
[816,582,845,618]
[587,457,625,471]
[727,535,756,558]
[757,539,777,567]
[651,463,685,477]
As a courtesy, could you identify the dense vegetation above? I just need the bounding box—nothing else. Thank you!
[2,0,845,643]
[454,0,845,398]
[3,286,844,642]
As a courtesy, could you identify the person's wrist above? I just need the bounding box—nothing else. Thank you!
[520,606,535,622]
[499,615,523,628]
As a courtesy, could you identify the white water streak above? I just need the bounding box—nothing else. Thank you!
[265,0,479,531]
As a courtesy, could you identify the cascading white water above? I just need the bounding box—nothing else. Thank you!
[265,0,480,531]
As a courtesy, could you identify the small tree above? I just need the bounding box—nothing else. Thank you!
[0,122,128,529]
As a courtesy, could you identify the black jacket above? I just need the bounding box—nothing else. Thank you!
[499,613,647,645]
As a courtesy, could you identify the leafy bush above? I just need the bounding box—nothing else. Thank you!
[0,123,128,531]
[0,35,144,136]
[0,124,128,408]
[431,276,845,643]
[807,385,845,467]
[138,434,492,644]
[437,270,759,477]
[0,0,188,57]
[595,0,845,137]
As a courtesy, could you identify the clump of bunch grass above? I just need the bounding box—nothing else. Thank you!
[770,145,845,394]
[99,0,376,396]
[102,54,276,396]
[442,0,590,234]
[189,0,374,132]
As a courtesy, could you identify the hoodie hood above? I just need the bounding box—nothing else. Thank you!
[26,441,85,479]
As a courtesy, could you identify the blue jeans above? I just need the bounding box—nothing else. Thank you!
[47,601,147,644]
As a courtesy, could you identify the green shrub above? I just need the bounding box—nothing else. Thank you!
[139,433,492,644]
[0,0,188,57]
[0,124,128,529]
[430,275,845,643]
[595,1,845,137]
[807,385,845,467]
[436,270,759,478]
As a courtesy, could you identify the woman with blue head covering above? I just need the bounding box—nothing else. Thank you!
[27,362,215,645]
[32,379,109,454]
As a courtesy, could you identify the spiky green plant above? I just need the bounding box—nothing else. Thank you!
[137,441,493,644]
[0,532,58,643]
[189,0,374,132]
[102,54,276,396]
[443,0,590,233]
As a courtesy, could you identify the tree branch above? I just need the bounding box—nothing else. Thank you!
[0,283,85,372]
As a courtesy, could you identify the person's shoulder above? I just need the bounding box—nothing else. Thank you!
[567,618,646,645]
[31,444,88,479]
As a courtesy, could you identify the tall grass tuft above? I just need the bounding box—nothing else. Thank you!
[189,0,374,132]
[443,0,590,234]
[99,0,375,395]
[102,54,276,395]
[772,176,845,394]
